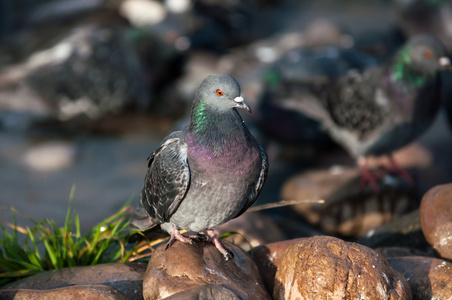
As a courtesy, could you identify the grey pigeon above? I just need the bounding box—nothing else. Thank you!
[268,35,449,192]
[257,47,379,149]
[131,74,268,260]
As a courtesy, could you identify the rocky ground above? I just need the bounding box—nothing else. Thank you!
[1,0,452,299]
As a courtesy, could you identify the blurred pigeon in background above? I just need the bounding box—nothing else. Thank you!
[257,47,379,154]
[262,35,450,192]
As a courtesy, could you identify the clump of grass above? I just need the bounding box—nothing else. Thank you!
[0,186,156,286]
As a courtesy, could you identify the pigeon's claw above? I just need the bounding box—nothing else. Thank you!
[206,229,234,261]
[223,249,235,261]
[166,228,195,250]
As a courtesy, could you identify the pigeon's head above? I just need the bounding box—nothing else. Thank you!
[195,74,251,113]
[393,35,450,84]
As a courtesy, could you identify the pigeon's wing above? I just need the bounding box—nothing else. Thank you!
[233,144,269,219]
[130,131,190,230]
[324,72,385,139]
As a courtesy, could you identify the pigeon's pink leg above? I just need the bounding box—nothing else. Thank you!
[165,228,234,261]
[205,229,234,261]
[357,156,380,193]
[165,228,194,249]
[387,155,413,184]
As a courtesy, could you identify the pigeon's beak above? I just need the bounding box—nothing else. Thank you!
[233,96,252,113]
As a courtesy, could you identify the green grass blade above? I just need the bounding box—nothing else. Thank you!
[26,226,42,266]
[75,212,81,238]
[43,240,58,269]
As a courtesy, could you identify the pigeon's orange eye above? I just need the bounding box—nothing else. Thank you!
[424,50,433,59]
[216,89,224,96]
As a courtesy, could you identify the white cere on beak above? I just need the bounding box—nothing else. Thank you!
[233,96,251,113]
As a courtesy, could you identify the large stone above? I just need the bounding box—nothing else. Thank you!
[420,183,452,260]
[252,238,309,293]
[387,256,452,300]
[164,284,242,300]
[1,262,146,300]
[273,236,411,300]
[0,284,129,300]
[281,166,416,237]
[142,239,270,300]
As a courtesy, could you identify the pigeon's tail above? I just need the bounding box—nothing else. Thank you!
[130,202,159,231]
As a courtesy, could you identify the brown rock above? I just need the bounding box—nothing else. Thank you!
[0,284,129,300]
[420,183,452,260]
[387,256,452,300]
[281,167,416,237]
[164,285,242,300]
[216,211,286,251]
[143,240,270,300]
[252,238,309,293]
[2,262,146,299]
[273,236,411,300]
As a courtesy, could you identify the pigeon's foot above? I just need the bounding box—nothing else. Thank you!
[357,157,381,193]
[165,228,233,260]
[205,229,234,261]
[165,228,195,250]
[387,155,413,185]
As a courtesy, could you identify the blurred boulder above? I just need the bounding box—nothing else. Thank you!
[420,183,452,260]
[281,166,416,237]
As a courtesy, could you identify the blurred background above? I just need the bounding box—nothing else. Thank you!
[1,0,452,242]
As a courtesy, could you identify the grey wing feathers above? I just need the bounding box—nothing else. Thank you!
[233,144,269,219]
[130,131,190,230]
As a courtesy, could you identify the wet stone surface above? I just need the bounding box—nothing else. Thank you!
[281,166,417,237]
[0,262,147,300]
[142,239,271,300]
[252,238,310,293]
[273,236,411,300]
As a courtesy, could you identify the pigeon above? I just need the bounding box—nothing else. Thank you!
[265,35,450,192]
[257,47,379,152]
[131,74,268,260]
